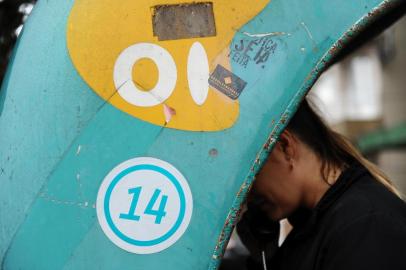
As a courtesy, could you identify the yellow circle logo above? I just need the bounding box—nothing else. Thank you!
[67,0,268,131]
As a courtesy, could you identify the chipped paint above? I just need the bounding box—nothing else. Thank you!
[76,145,82,155]
[163,104,177,124]
[242,31,287,38]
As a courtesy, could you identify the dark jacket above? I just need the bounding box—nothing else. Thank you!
[261,163,406,269]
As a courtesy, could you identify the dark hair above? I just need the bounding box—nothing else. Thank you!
[286,98,401,197]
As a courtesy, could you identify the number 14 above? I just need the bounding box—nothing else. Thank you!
[119,187,168,224]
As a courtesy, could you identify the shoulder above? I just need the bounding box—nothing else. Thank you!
[320,208,406,270]
[319,175,406,269]
[322,171,406,232]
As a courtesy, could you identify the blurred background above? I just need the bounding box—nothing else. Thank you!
[0,1,404,269]
[313,15,406,196]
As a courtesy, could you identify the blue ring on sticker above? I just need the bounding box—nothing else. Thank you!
[104,164,186,246]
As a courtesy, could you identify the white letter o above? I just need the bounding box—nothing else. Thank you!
[113,43,177,107]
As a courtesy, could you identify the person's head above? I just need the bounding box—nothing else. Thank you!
[252,98,401,221]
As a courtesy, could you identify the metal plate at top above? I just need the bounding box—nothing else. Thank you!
[152,2,217,41]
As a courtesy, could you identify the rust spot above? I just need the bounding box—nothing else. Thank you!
[280,113,289,125]
[209,148,218,157]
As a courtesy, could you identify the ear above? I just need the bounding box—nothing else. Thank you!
[278,129,298,163]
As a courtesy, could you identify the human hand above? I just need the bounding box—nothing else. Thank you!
[236,200,280,265]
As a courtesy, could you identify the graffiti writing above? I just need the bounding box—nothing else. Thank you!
[229,37,277,68]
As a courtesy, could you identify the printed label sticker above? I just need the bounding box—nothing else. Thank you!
[209,65,247,100]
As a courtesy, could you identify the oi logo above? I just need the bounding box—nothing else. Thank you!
[67,0,269,131]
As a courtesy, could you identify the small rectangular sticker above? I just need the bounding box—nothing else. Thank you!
[209,65,247,100]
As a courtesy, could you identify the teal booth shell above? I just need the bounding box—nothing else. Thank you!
[0,0,404,269]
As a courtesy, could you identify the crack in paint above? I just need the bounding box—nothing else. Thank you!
[39,192,93,209]
[300,21,318,51]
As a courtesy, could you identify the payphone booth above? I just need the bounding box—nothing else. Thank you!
[0,0,404,269]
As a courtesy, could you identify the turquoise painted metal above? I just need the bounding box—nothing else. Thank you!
[0,0,403,269]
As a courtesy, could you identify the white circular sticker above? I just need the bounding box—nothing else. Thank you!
[96,157,193,254]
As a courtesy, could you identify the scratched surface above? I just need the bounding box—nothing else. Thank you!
[152,2,217,40]
[0,0,402,269]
